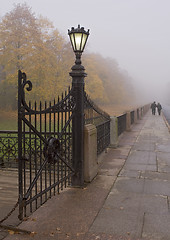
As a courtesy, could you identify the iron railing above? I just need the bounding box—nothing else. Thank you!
[0,106,150,166]
[117,113,127,136]
[137,109,140,119]
[0,131,18,168]
[84,93,110,155]
[130,111,135,124]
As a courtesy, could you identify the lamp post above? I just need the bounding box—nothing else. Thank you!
[68,25,89,186]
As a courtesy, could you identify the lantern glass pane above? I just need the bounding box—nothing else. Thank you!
[81,34,88,51]
[70,33,76,51]
[74,33,82,51]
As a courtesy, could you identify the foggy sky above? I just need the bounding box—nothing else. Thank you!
[1,0,170,104]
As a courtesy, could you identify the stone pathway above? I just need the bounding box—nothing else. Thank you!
[2,112,170,240]
[0,170,20,239]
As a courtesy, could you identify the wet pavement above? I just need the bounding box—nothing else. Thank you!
[0,170,21,239]
[2,111,170,240]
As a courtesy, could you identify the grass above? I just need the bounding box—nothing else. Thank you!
[0,104,139,131]
[0,110,17,130]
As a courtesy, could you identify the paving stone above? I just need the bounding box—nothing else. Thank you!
[132,142,155,151]
[156,144,170,153]
[126,150,156,165]
[144,179,170,196]
[113,178,145,194]
[140,171,170,181]
[157,152,170,165]
[142,213,170,240]
[137,135,159,143]
[158,164,170,173]
[124,163,157,171]
[103,191,168,215]
[119,169,141,178]
[84,232,140,240]
[89,208,143,239]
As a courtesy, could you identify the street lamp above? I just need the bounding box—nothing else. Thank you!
[68,25,90,186]
[68,24,89,65]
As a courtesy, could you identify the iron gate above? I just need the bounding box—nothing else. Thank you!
[18,70,76,219]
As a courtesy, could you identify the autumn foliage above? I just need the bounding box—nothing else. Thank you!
[0,3,135,110]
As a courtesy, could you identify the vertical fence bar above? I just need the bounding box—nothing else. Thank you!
[49,101,52,197]
[22,115,27,202]
[29,101,32,214]
[53,98,56,195]
[57,96,60,193]
[40,101,43,205]
[23,114,26,212]
[68,88,71,185]
[61,93,64,190]
[44,101,47,201]
[34,101,38,209]
[18,70,23,220]
[64,91,67,187]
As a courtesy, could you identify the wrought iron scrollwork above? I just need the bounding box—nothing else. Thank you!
[19,70,76,114]
[0,132,18,168]
[21,72,32,92]
[19,71,33,112]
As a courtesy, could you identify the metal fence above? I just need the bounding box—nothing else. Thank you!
[130,111,135,124]
[0,106,150,166]
[117,113,127,136]
[84,93,110,155]
[0,131,18,168]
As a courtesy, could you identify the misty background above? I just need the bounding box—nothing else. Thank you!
[1,0,170,105]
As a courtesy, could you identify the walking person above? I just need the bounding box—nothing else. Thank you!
[157,102,162,115]
[151,101,157,115]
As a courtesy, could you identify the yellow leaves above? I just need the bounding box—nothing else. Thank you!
[30,231,37,236]
[50,232,55,237]
[7,227,37,236]
[0,3,135,109]
[56,227,61,231]
[37,16,54,31]
[8,230,15,235]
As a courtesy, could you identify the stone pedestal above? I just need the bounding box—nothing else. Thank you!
[110,116,118,148]
[126,111,131,131]
[84,124,98,182]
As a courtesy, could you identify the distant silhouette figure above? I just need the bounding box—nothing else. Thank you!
[151,101,156,115]
[157,103,162,115]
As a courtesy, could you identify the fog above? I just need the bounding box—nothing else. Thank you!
[1,0,170,105]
